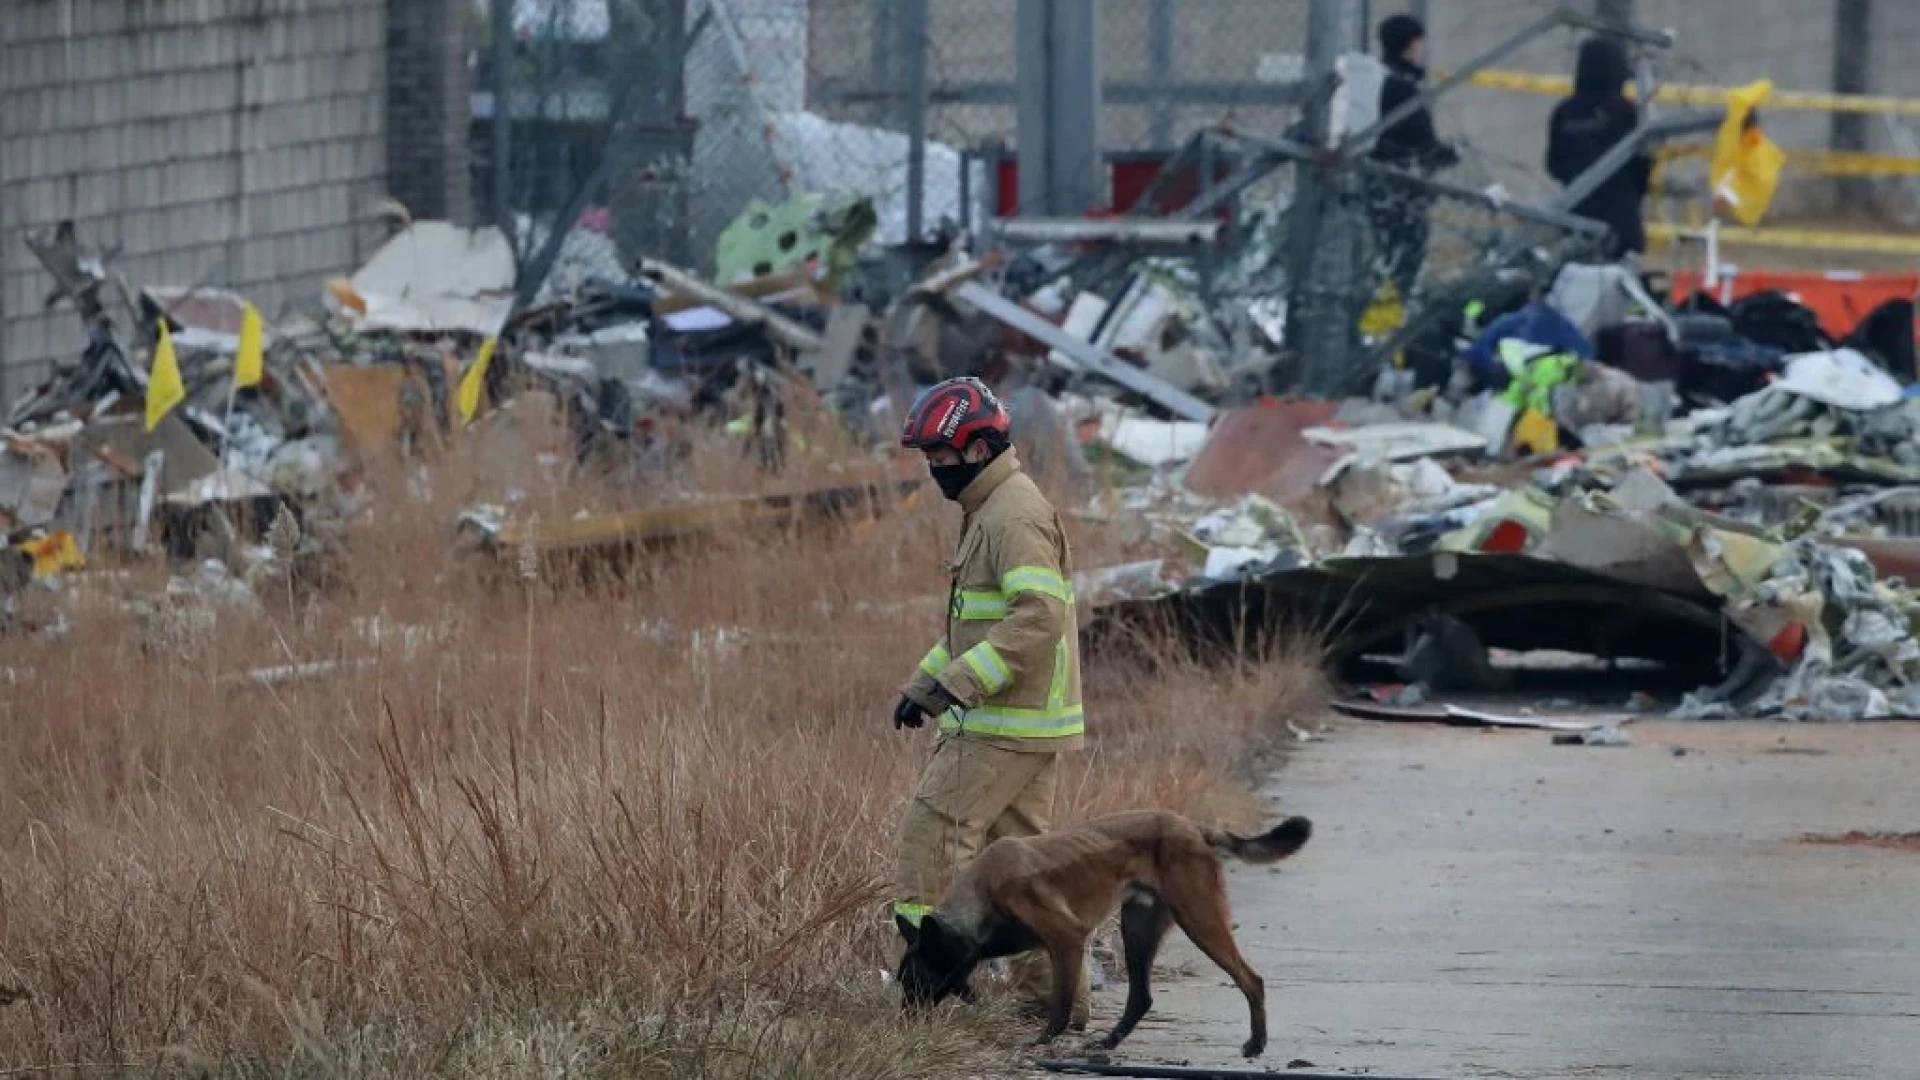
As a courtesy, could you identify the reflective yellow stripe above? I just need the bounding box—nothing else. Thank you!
[955,589,1008,620]
[956,573,1073,621]
[1000,565,1074,603]
[918,642,950,678]
[1049,637,1068,712]
[892,901,932,926]
[939,704,1084,739]
[960,642,1012,694]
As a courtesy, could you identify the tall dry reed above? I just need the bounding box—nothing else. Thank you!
[0,434,1323,1075]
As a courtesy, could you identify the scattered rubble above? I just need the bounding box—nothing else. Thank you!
[1069,253,1920,723]
[12,135,1920,733]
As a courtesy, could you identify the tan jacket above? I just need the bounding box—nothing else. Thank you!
[901,450,1084,753]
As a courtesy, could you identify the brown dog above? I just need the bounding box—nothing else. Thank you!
[895,809,1311,1057]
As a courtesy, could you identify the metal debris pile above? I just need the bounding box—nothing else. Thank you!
[11,129,1920,728]
[1,224,356,604]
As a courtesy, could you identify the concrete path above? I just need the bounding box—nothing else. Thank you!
[1085,720,1920,1079]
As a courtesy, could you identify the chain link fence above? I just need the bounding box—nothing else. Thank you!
[1429,0,1920,231]
[477,0,1323,278]
[470,0,1920,396]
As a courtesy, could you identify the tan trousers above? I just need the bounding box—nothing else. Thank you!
[893,734,1089,1023]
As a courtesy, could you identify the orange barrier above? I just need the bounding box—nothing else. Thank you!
[1669,269,1919,339]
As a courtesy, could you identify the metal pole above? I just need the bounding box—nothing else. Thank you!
[490,0,514,230]
[637,259,827,352]
[1832,0,1873,205]
[1285,0,1365,397]
[1017,0,1104,215]
[1148,0,1175,149]
[902,0,931,241]
[958,149,973,233]
[1054,0,1103,213]
[1016,0,1052,215]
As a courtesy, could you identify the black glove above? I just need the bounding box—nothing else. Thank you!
[893,695,927,730]
[894,684,962,730]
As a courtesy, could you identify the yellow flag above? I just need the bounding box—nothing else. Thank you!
[145,322,186,432]
[235,303,265,389]
[1711,80,1787,226]
[17,531,84,578]
[457,337,497,425]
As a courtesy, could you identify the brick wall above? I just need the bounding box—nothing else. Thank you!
[0,0,393,398]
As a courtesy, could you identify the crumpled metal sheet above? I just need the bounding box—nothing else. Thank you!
[1182,400,1342,506]
[1086,550,1733,679]
[1775,348,1903,412]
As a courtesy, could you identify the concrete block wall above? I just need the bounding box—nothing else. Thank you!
[0,0,392,399]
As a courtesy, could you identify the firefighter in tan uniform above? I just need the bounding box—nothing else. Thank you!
[890,377,1090,1027]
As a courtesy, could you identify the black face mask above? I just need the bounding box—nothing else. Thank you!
[930,460,985,501]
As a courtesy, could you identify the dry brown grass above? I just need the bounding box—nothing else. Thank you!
[0,430,1325,1078]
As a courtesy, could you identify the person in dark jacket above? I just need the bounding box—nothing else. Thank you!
[1546,36,1650,257]
[1368,14,1459,302]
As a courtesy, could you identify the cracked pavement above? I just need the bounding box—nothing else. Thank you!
[1084,719,1920,1078]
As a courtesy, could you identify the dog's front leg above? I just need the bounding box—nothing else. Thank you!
[1032,940,1086,1047]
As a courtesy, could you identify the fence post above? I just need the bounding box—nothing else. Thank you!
[902,0,931,241]
[1284,0,1366,396]
[489,0,514,231]
[1017,0,1103,216]
[1148,0,1175,149]
[1832,0,1874,207]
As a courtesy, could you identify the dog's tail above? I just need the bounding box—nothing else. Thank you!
[1205,815,1312,865]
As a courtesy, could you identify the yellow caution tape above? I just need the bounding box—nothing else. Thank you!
[1659,142,1920,178]
[1462,69,1920,118]
[1648,222,1920,256]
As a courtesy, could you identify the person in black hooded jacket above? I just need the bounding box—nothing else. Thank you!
[1547,36,1650,257]
[1367,14,1458,302]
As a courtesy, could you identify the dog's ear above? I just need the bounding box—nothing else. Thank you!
[894,912,920,947]
[918,914,945,951]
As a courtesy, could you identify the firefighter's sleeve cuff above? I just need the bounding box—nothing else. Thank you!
[906,681,960,717]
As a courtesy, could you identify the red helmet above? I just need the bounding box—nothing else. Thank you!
[900,377,1011,453]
